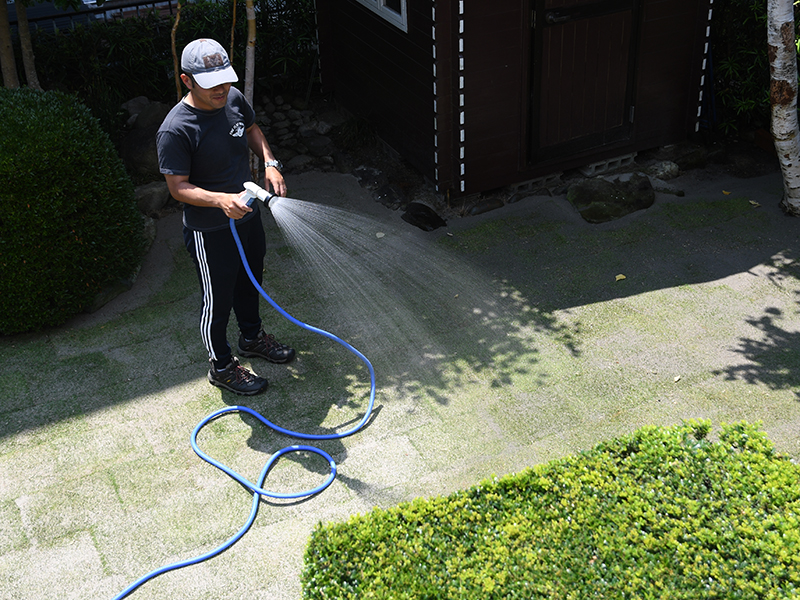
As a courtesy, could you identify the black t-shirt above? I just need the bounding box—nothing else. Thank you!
[156,86,259,232]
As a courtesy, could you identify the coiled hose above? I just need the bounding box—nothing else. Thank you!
[112,208,376,599]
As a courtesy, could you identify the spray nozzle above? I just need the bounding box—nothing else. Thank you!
[242,181,276,208]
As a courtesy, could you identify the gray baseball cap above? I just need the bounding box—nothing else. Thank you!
[181,39,238,89]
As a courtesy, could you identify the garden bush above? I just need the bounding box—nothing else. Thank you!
[27,0,318,137]
[0,87,146,335]
[709,0,800,135]
[303,421,800,599]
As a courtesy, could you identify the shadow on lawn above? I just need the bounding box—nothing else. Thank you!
[715,255,800,400]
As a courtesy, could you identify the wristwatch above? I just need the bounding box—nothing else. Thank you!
[265,160,283,171]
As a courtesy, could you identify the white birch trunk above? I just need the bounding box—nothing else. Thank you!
[767,0,800,215]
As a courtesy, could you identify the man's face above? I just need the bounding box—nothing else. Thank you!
[182,74,231,111]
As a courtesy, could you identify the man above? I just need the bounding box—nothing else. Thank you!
[157,38,295,396]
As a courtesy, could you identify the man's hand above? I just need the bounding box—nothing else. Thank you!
[265,166,286,198]
[220,191,254,220]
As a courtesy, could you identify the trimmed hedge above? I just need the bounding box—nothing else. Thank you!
[303,421,800,599]
[0,87,145,335]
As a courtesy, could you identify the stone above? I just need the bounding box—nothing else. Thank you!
[121,96,150,118]
[298,122,318,137]
[306,135,333,157]
[119,127,161,182]
[287,154,315,170]
[353,166,388,190]
[468,197,505,216]
[401,202,447,231]
[374,183,405,210]
[118,100,172,181]
[135,181,172,217]
[134,102,171,129]
[646,160,680,180]
[567,173,655,223]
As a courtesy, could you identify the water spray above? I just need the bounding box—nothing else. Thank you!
[112,182,376,600]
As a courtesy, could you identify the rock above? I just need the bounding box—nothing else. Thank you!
[567,173,655,223]
[120,128,161,182]
[316,120,333,135]
[122,95,150,117]
[286,154,315,170]
[374,183,405,210]
[353,166,388,190]
[646,160,680,180]
[468,197,505,215]
[119,99,172,181]
[650,177,685,197]
[134,101,171,129]
[135,181,173,218]
[298,122,319,137]
[401,202,447,231]
[121,96,151,126]
[306,135,333,157]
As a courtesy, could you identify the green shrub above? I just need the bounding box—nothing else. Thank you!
[710,0,800,135]
[27,0,318,136]
[0,87,145,335]
[303,421,800,599]
[32,12,173,135]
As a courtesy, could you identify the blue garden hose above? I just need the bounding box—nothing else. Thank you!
[112,193,376,600]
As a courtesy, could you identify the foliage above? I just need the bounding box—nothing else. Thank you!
[709,0,800,135]
[303,421,800,599]
[31,12,173,134]
[23,0,318,136]
[0,87,145,334]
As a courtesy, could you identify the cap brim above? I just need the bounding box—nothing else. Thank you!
[193,66,238,89]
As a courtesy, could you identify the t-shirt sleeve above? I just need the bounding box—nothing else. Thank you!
[156,127,192,177]
[232,87,256,129]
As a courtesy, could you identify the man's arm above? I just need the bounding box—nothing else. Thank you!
[164,174,254,220]
[246,123,286,197]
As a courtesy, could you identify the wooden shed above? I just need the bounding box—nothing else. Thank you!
[315,0,713,197]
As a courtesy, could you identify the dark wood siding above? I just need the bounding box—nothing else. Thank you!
[634,0,709,148]
[316,0,435,180]
[317,0,710,198]
[457,0,708,195]
[458,3,527,195]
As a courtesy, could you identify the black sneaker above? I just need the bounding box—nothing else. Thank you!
[207,357,268,395]
[237,330,296,364]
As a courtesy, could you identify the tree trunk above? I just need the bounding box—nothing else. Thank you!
[229,0,237,63]
[767,0,800,215]
[0,0,20,88]
[245,0,258,178]
[171,2,183,102]
[16,1,41,90]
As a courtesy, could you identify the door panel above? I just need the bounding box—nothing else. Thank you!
[531,0,639,162]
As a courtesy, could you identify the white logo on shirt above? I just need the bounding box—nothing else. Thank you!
[230,122,245,137]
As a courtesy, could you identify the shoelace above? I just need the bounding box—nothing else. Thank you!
[260,332,279,349]
[233,364,256,384]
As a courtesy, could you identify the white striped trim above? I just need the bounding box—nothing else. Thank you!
[696,0,713,132]
[194,230,216,361]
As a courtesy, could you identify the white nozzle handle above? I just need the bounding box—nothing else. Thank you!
[242,181,275,206]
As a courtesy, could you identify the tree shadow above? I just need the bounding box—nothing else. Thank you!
[714,255,800,399]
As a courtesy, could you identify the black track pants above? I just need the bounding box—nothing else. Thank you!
[184,215,266,369]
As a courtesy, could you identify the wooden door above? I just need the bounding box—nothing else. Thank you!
[530,0,639,162]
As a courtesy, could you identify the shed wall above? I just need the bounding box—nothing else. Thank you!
[316,0,711,197]
[316,0,436,181]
